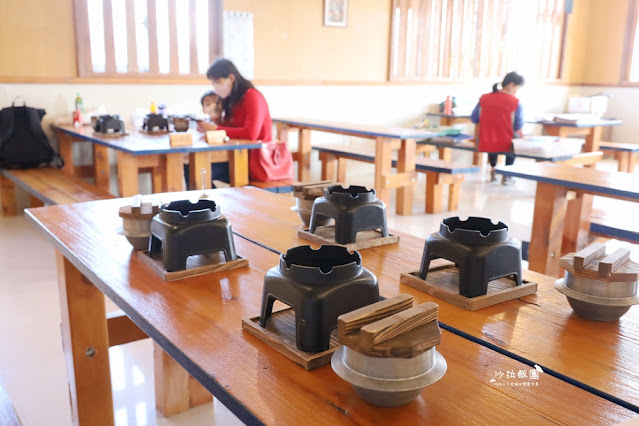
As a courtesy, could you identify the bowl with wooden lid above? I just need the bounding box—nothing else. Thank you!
[555,242,639,321]
[331,295,446,406]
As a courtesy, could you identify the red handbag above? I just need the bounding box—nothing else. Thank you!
[249,140,294,182]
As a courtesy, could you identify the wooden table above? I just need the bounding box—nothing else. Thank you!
[273,118,444,215]
[537,119,622,152]
[496,163,639,276]
[53,125,262,197]
[203,186,639,414]
[25,190,638,425]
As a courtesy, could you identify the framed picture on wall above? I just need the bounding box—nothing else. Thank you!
[324,0,348,28]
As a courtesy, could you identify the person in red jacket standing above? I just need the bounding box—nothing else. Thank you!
[471,72,525,185]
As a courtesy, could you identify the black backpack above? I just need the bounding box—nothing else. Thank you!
[0,99,64,169]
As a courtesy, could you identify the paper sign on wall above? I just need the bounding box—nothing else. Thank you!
[223,11,255,80]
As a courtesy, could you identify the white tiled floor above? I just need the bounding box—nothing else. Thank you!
[0,154,636,425]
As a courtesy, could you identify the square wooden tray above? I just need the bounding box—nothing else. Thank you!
[242,308,339,370]
[137,250,248,282]
[400,262,537,311]
[298,226,399,251]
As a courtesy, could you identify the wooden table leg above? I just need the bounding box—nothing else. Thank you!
[56,251,114,425]
[154,342,212,417]
[57,130,75,176]
[584,126,602,152]
[93,144,111,192]
[528,182,569,277]
[189,152,212,191]
[562,192,593,255]
[29,196,45,208]
[298,129,312,182]
[229,149,249,187]
[116,152,139,197]
[396,138,416,215]
[0,175,16,216]
[164,153,185,193]
[337,158,348,184]
[374,137,393,209]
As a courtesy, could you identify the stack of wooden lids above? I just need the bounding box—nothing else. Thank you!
[118,195,160,251]
[337,294,441,358]
[559,243,639,282]
[293,181,339,200]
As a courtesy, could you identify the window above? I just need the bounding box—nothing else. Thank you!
[73,0,223,78]
[622,0,639,82]
[389,0,566,81]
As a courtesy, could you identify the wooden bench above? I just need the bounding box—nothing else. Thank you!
[598,141,639,173]
[1,168,114,216]
[313,144,480,213]
[248,179,297,194]
[590,209,639,243]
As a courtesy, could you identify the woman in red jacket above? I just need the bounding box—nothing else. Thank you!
[197,58,284,184]
[198,59,272,142]
[471,71,525,185]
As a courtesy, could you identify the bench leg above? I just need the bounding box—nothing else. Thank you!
[0,175,17,216]
[425,172,443,214]
[319,152,336,181]
[473,152,485,166]
[154,342,212,416]
[448,178,462,211]
[614,152,630,173]
[630,153,638,173]
[438,147,452,161]
[56,251,114,425]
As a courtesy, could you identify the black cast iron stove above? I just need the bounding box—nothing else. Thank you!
[259,245,379,352]
[93,114,125,134]
[149,199,237,272]
[143,113,169,132]
[419,217,522,298]
[309,185,388,244]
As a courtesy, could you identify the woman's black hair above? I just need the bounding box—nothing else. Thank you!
[206,58,255,120]
[200,90,218,106]
[492,71,525,93]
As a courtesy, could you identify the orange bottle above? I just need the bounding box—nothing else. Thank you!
[444,96,453,115]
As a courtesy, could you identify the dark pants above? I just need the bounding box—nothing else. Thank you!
[183,163,230,190]
[488,153,515,167]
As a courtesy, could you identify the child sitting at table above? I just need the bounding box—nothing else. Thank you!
[471,71,525,185]
[200,90,223,124]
